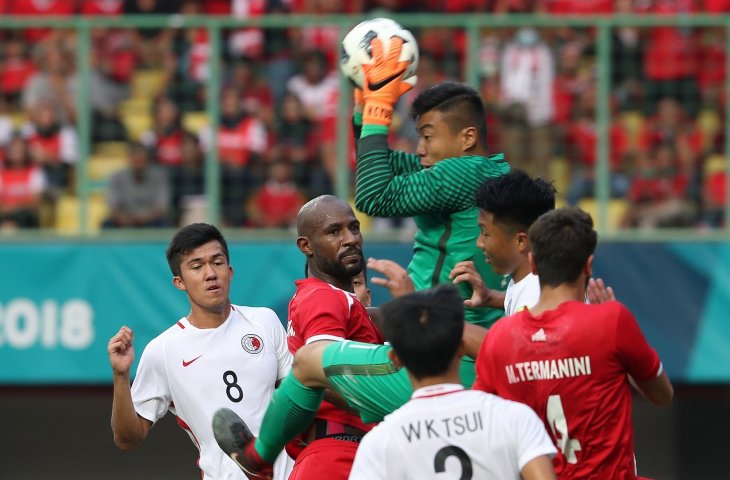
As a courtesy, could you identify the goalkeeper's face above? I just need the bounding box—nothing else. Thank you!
[416,110,470,167]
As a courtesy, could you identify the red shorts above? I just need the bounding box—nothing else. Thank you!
[287,437,359,480]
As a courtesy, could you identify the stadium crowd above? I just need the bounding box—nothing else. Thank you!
[0,0,728,231]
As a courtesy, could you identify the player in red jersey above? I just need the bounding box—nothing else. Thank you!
[217,194,383,480]
[473,207,673,480]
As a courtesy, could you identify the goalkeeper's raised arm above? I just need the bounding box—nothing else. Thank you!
[353,38,509,218]
[351,37,511,377]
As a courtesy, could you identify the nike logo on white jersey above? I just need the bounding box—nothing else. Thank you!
[182,354,204,367]
[531,328,547,342]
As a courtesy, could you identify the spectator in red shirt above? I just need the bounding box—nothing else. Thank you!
[0,35,36,107]
[200,87,268,226]
[538,0,613,14]
[271,93,331,197]
[641,0,701,115]
[89,29,135,142]
[141,96,191,167]
[22,101,77,195]
[224,58,275,129]
[565,90,634,205]
[11,0,74,44]
[701,0,730,11]
[0,135,47,230]
[622,142,697,228]
[246,160,306,229]
[79,0,124,15]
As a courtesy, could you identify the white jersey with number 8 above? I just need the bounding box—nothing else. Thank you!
[131,305,293,480]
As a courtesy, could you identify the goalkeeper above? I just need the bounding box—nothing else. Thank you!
[353,37,510,386]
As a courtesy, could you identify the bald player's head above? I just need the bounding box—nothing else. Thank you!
[296,195,364,286]
[296,195,350,237]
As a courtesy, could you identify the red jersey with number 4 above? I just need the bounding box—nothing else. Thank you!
[473,301,662,480]
[287,277,384,432]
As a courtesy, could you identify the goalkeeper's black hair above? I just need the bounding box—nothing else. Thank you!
[476,170,557,234]
[410,82,488,149]
[380,285,464,379]
[166,223,230,277]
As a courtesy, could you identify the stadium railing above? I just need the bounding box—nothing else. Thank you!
[0,13,728,242]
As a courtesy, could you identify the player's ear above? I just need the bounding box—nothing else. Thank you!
[173,275,186,292]
[461,126,477,152]
[516,231,529,252]
[296,236,313,256]
[585,254,594,278]
[387,348,403,368]
[528,251,538,275]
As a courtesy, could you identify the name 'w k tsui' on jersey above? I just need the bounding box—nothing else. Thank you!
[505,356,592,385]
[400,410,484,443]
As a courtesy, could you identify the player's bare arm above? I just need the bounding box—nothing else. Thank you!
[366,257,415,298]
[449,260,505,309]
[108,326,152,449]
[586,277,616,304]
[630,371,674,406]
[463,322,488,359]
[520,455,557,480]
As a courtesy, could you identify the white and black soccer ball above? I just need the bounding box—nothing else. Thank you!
[340,17,419,89]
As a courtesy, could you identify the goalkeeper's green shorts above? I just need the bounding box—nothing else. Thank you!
[321,340,412,424]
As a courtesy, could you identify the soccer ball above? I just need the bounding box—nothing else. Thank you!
[340,18,419,89]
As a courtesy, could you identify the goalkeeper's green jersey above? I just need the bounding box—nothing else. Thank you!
[354,130,511,330]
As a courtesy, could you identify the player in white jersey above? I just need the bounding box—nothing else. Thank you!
[449,170,555,316]
[349,285,556,480]
[450,170,616,314]
[108,223,293,480]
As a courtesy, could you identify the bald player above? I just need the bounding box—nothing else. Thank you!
[225,195,384,480]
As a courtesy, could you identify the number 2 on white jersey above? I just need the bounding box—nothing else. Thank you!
[546,394,582,464]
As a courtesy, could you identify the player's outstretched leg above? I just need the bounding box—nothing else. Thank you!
[212,408,274,480]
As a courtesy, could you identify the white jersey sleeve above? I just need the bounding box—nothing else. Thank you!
[131,336,172,424]
[505,400,558,470]
[264,308,292,380]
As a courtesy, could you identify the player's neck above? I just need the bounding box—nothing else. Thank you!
[187,301,232,329]
[309,269,354,293]
[529,282,585,316]
[408,361,462,391]
[511,260,532,283]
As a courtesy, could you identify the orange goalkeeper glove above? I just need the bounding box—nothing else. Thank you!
[362,36,415,127]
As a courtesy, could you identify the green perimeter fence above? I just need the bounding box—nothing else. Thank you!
[1,13,729,242]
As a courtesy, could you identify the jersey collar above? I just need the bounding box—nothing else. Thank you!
[412,383,464,400]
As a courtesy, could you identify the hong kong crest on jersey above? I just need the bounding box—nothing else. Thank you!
[241,334,264,354]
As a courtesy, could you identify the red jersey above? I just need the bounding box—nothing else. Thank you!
[287,277,384,432]
[474,301,662,480]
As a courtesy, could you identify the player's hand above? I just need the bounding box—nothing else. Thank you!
[450,261,502,309]
[108,326,135,375]
[367,257,415,298]
[362,37,414,126]
[586,277,616,304]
